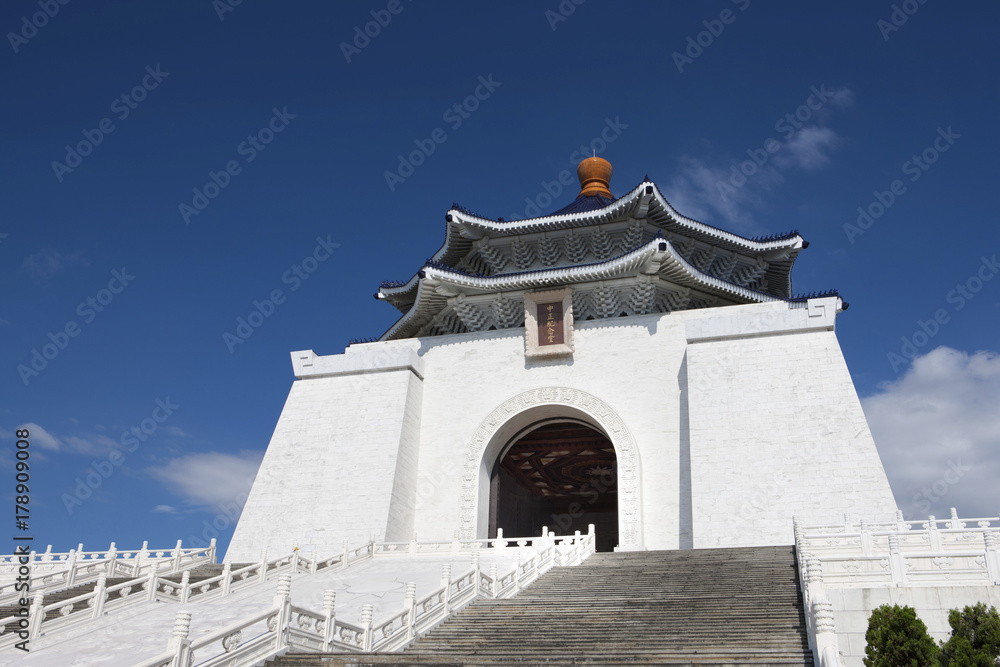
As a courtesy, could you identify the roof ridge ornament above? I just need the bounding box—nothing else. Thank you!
[577,156,613,198]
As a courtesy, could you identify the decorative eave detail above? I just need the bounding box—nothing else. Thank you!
[379,237,785,341]
[378,179,806,310]
[447,181,804,252]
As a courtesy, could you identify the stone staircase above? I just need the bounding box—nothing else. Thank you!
[268,546,814,666]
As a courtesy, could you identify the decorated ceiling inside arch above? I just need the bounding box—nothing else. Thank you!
[375,168,832,341]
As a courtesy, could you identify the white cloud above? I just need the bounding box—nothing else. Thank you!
[147,451,264,510]
[62,433,120,456]
[777,126,840,171]
[662,156,768,230]
[20,248,88,282]
[862,347,1000,520]
[17,423,62,451]
[663,87,853,227]
[152,505,178,514]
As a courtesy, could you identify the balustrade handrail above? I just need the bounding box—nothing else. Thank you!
[794,511,1000,667]
[127,528,596,667]
[0,541,217,607]
[798,512,1000,535]
[0,543,216,566]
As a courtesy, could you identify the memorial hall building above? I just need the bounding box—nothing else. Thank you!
[227,157,899,561]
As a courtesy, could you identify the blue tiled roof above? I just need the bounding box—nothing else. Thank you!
[549,194,618,216]
[788,289,839,302]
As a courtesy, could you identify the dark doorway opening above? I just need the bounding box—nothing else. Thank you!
[489,420,619,552]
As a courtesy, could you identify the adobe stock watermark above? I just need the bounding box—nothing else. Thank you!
[213,0,244,22]
[340,0,413,63]
[545,0,586,31]
[672,0,751,73]
[384,75,502,192]
[17,268,135,386]
[887,254,998,372]
[178,107,296,224]
[508,116,628,220]
[716,84,843,202]
[909,459,970,517]
[222,235,339,352]
[843,126,960,244]
[61,397,180,515]
[878,0,930,41]
[7,0,71,54]
[51,65,170,182]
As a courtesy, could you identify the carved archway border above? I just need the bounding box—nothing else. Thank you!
[461,387,642,549]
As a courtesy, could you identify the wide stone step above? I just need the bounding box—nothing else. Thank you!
[266,546,812,666]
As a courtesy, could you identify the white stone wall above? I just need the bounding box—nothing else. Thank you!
[226,348,423,562]
[829,586,1000,667]
[229,298,900,558]
[685,314,899,546]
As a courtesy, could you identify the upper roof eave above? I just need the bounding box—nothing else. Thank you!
[378,237,791,341]
[448,180,805,252]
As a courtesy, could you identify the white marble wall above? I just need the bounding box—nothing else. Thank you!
[227,297,900,560]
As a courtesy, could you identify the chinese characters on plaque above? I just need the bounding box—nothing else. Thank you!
[537,301,564,346]
[523,288,573,358]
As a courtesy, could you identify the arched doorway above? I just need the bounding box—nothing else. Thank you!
[489,419,619,552]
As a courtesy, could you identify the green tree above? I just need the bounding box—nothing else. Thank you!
[939,602,1000,667]
[864,603,940,667]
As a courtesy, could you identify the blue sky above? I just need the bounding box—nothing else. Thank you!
[2,0,998,557]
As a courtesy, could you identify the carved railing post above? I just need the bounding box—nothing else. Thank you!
[888,534,906,586]
[926,516,942,551]
[806,553,824,599]
[488,564,498,597]
[409,532,418,557]
[895,509,907,531]
[360,604,374,652]
[859,520,872,555]
[220,561,232,596]
[404,583,416,641]
[166,610,193,667]
[179,571,191,604]
[136,540,149,573]
[494,528,505,550]
[27,590,44,639]
[105,542,117,578]
[471,551,481,596]
[273,574,292,649]
[92,573,108,618]
[146,561,160,602]
[512,555,521,594]
[290,544,299,574]
[984,532,1000,584]
[441,564,452,612]
[171,540,184,573]
[258,549,269,584]
[322,589,337,649]
[341,539,349,570]
[309,549,318,575]
[66,549,78,587]
[813,597,841,667]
